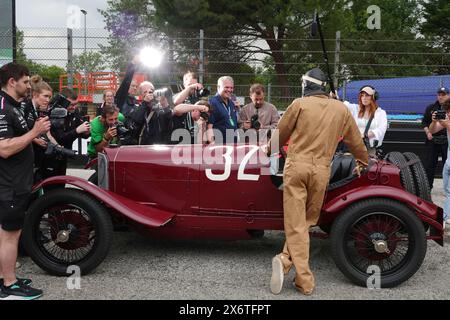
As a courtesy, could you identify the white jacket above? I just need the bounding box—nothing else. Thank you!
[344,101,388,148]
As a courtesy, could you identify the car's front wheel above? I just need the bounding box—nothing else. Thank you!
[23,189,113,276]
[330,198,427,288]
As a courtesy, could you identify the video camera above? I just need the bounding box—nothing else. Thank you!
[39,93,71,129]
[436,109,447,120]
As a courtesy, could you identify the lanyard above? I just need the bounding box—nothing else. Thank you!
[221,101,235,127]
[221,101,231,116]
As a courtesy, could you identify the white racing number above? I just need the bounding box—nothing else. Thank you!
[205,145,260,182]
[237,145,260,181]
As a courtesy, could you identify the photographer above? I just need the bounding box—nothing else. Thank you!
[239,84,280,144]
[428,98,450,227]
[115,55,140,117]
[21,76,60,182]
[44,88,90,178]
[173,71,208,106]
[208,76,239,144]
[126,81,173,145]
[0,62,48,299]
[173,100,211,144]
[422,87,450,189]
[87,105,125,160]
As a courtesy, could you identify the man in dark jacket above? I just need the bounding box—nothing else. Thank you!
[115,56,140,118]
[126,81,173,145]
[41,89,90,180]
[422,87,450,189]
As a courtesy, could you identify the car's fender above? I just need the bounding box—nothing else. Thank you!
[32,176,174,228]
[321,185,443,231]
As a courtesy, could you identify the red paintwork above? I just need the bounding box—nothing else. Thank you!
[32,176,173,228]
[34,144,444,242]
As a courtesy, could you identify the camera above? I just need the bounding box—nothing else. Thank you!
[250,114,261,130]
[110,121,133,145]
[153,88,174,107]
[39,94,71,129]
[50,93,71,110]
[435,110,447,120]
[193,87,210,99]
[43,138,77,158]
[199,111,209,122]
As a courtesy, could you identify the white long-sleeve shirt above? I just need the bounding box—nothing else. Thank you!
[344,101,388,148]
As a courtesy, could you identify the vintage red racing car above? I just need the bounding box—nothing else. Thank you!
[23,144,444,288]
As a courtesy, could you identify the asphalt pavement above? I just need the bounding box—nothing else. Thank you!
[15,170,450,300]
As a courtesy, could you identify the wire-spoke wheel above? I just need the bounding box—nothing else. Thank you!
[24,189,113,276]
[330,198,427,288]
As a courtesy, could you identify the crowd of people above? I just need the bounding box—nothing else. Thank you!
[0,58,449,299]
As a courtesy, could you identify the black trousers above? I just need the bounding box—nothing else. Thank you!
[425,141,448,189]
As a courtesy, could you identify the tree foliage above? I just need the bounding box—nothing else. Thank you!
[98,0,448,97]
[15,30,65,91]
[69,51,107,74]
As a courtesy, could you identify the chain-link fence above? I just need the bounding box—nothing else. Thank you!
[9,27,450,111]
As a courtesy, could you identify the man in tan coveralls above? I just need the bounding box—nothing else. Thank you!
[268,68,368,295]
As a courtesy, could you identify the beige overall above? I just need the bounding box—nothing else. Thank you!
[269,95,368,292]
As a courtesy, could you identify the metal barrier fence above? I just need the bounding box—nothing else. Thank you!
[5,27,450,110]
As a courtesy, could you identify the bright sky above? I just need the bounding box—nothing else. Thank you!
[16,0,108,29]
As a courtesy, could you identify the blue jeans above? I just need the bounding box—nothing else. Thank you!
[442,162,450,221]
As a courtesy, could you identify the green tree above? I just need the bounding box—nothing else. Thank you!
[99,0,445,102]
[420,0,450,49]
[419,0,450,74]
[336,0,444,80]
[15,29,65,91]
[69,51,107,74]
[151,0,348,95]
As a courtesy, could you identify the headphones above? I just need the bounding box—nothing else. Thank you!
[359,85,379,101]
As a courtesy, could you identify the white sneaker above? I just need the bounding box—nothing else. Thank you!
[270,256,284,295]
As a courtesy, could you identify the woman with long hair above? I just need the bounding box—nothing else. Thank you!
[344,86,388,156]
[24,75,59,181]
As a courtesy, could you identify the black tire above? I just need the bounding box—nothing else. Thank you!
[385,152,416,195]
[23,189,113,276]
[330,198,427,288]
[319,224,332,234]
[403,152,432,202]
[247,229,265,239]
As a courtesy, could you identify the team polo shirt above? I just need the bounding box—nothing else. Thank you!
[0,90,34,195]
[209,94,238,144]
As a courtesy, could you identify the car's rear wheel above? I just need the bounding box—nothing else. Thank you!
[330,198,427,288]
[403,152,431,202]
[385,152,416,195]
[23,189,113,276]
